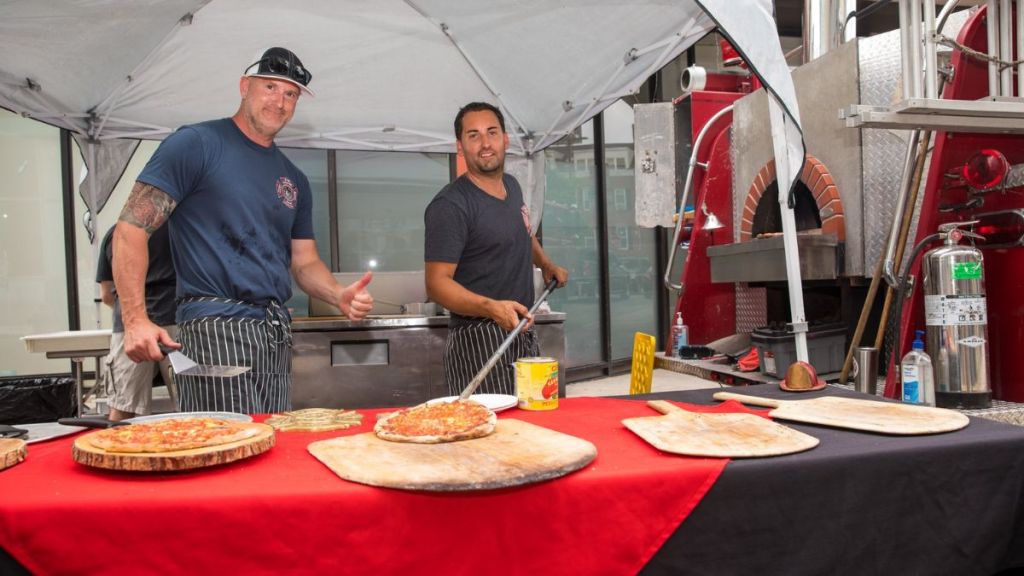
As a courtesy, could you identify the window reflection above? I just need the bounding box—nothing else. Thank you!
[335,151,449,272]
[604,100,657,359]
[543,122,602,366]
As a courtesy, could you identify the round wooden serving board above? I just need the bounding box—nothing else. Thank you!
[1,438,27,471]
[309,419,597,491]
[72,423,275,472]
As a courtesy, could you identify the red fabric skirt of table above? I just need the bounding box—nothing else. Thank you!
[0,396,769,575]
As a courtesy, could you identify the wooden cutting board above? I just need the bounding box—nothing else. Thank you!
[1,438,27,471]
[72,423,275,472]
[309,419,597,491]
[713,392,970,435]
[623,400,819,458]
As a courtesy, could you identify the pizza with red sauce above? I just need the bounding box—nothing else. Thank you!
[86,417,261,453]
[374,399,496,444]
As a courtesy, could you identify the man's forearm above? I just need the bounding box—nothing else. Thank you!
[112,222,152,327]
[293,258,341,305]
[426,274,494,318]
[531,237,554,274]
[114,182,175,328]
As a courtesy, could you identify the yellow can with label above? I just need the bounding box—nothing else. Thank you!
[516,357,559,411]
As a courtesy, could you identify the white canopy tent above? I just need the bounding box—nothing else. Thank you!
[0,0,811,358]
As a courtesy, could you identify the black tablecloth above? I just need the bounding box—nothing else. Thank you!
[636,385,1024,576]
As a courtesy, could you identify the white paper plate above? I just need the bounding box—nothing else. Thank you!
[126,411,253,424]
[428,394,518,413]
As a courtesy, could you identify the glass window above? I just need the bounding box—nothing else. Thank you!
[543,122,601,366]
[614,188,628,211]
[604,100,658,359]
[0,110,71,376]
[281,148,330,317]
[335,151,449,272]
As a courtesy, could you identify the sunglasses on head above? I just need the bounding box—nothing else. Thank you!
[246,55,312,87]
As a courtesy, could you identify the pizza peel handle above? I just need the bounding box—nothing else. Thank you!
[647,400,698,416]
[712,392,783,409]
[459,279,559,400]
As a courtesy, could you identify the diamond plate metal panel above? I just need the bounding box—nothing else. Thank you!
[859,29,911,278]
[735,284,766,333]
[857,10,973,278]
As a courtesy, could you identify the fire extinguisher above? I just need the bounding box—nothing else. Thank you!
[920,222,992,409]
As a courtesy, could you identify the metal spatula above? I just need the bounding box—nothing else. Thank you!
[159,344,250,378]
[459,278,558,399]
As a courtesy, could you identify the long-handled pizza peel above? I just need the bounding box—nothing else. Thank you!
[459,279,558,400]
[713,392,970,435]
[623,400,819,458]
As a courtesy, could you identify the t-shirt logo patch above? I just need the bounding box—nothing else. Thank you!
[521,204,531,232]
[276,177,298,209]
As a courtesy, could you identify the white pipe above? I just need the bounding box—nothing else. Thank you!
[900,0,914,98]
[909,0,924,98]
[923,0,938,99]
[988,0,1001,96]
[1001,0,1014,95]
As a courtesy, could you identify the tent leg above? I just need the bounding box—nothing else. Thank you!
[768,99,809,363]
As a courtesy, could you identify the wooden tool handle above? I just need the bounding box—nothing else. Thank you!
[647,400,685,415]
[713,392,782,409]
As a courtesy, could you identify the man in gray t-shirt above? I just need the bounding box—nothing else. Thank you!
[424,102,568,395]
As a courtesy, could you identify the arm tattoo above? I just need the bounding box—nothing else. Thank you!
[119,182,176,234]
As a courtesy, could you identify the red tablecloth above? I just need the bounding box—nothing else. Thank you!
[0,397,767,575]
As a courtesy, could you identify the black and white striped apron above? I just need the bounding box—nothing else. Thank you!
[444,319,539,396]
[175,297,292,414]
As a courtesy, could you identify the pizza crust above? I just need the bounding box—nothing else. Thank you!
[374,400,497,444]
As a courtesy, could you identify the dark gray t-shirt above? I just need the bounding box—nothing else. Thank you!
[424,174,534,327]
[95,224,177,332]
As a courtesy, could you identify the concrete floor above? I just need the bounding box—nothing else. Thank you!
[566,368,720,397]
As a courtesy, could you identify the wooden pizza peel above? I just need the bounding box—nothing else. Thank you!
[309,419,596,491]
[622,400,819,458]
[713,392,970,435]
[1,438,27,471]
[71,422,275,472]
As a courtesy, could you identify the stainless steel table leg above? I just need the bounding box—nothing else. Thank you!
[71,357,84,417]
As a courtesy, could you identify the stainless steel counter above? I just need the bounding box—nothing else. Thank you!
[291,312,566,409]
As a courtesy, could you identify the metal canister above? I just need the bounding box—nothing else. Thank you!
[515,357,559,411]
[921,227,991,409]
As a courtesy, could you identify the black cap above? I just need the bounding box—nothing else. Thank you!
[244,47,314,97]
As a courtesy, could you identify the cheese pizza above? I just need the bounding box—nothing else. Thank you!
[86,417,262,453]
[374,399,496,444]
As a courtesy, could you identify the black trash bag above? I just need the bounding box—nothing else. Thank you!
[0,378,76,425]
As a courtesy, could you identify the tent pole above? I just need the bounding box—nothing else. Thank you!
[768,99,809,362]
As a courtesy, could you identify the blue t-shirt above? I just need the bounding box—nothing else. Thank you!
[137,118,314,322]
